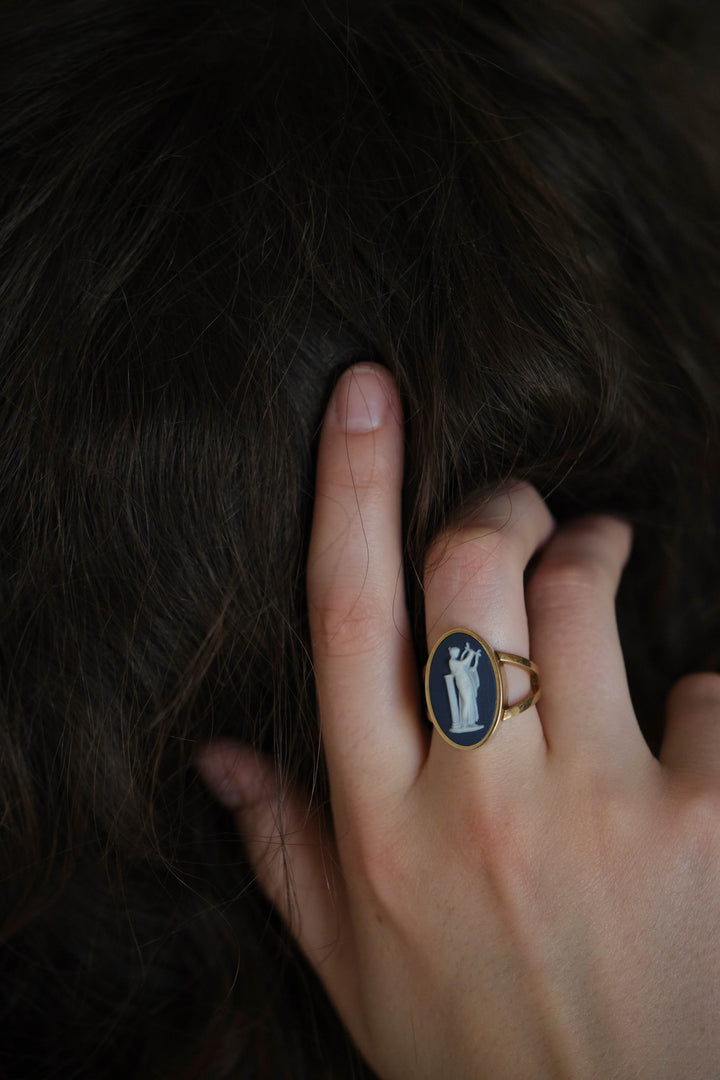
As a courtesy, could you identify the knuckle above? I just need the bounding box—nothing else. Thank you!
[581,515,633,557]
[448,781,538,875]
[343,819,411,913]
[325,443,396,500]
[679,785,720,832]
[425,525,520,593]
[671,786,720,874]
[313,588,387,658]
[467,804,523,862]
[464,805,542,912]
[671,671,720,709]
[528,554,609,612]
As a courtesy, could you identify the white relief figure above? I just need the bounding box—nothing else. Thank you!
[444,643,483,732]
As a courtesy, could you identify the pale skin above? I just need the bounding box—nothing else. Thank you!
[196,363,720,1079]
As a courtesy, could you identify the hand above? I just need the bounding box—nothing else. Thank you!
[197,364,720,1079]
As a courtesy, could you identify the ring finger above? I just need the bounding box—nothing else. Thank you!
[423,484,554,786]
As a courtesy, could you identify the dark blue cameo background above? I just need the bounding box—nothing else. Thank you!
[425,630,501,748]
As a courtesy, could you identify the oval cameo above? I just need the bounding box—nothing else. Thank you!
[425,629,502,748]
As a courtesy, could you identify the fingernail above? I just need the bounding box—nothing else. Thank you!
[335,365,390,433]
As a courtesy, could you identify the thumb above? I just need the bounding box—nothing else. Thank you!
[195,740,350,976]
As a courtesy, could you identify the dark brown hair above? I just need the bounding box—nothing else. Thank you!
[1,0,719,1075]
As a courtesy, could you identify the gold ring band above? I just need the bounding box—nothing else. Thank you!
[494,650,541,721]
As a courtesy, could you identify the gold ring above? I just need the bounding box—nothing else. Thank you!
[424,628,540,749]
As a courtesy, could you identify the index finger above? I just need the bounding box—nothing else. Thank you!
[307,365,424,817]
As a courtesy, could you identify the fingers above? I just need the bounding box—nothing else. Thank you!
[423,501,648,787]
[423,485,554,781]
[424,485,554,664]
[194,740,353,997]
[307,365,424,816]
[302,364,649,805]
[526,516,647,767]
[661,673,720,783]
